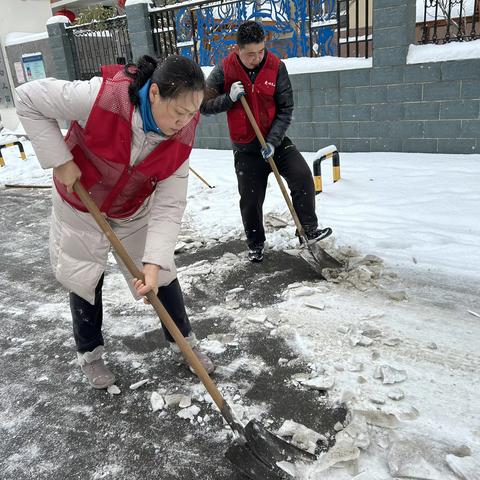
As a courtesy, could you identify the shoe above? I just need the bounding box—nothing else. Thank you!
[248,245,264,262]
[170,333,215,374]
[77,346,116,389]
[299,227,332,244]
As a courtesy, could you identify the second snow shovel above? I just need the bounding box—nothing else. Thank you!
[240,96,342,274]
[73,181,315,479]
[189,166,215,189]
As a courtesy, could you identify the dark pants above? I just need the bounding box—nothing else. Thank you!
[234,137,318,249]
[70,275,192,353]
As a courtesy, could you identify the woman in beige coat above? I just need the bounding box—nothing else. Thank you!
[15,55,214,389]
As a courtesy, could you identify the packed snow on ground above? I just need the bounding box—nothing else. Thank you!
[1,136,479,479]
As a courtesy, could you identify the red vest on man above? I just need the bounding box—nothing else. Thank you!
[55,65,199,218]
[223,51,280,144]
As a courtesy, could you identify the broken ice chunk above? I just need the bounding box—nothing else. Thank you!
[375,365,407,384]
[129,379,149,390]
[388,388,405,401]
[353,409,400,429]
[179,395,192,408]
[299,374,335,391]
[177,405,201,420]
[446,454,480,480]
[107,385,121,395]
[369,394,386,405]
[277,419,326,454]
[150,392,165,412]
[247,314,267,324]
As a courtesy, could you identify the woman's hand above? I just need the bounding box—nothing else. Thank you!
[132,263,160,303]
[53,160,81,193]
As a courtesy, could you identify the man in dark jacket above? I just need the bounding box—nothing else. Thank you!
[201,20,331,262]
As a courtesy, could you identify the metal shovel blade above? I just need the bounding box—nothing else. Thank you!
[225,441,293,480]
[299,241,343,274]
[244,420,316,465]
[226,420,317,479]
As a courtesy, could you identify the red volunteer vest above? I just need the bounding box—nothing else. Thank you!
[55,65,199,218]
[223,51,280,144]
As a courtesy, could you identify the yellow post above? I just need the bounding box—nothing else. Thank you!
[332,150,341,182]
[312,145,340,194]
[0,141,27,166]
[16,141,27,160]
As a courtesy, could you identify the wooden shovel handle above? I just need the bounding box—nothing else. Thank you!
[73,181,226,410]
[189,166,214,189]
[239,96,306,238]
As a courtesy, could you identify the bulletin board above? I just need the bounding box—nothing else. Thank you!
[22,52,46,82]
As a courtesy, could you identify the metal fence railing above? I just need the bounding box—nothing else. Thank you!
[150,6,182,60]
[420,0,480,43]
[309,0,372,58]
[66,15,133,80]
[149,0,372,65]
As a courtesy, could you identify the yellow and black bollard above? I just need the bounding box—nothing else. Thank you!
[312,144,341,194]
[0,141,27,167]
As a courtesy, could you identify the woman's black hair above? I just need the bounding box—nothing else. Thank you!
[237,21,265,47]
[125,54,206,107]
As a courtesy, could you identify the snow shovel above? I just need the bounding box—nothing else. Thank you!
[240,96,342,274]
[73,181,316,479]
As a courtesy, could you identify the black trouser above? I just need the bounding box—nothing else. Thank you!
[70,275,192,353]
[234,137,318,249]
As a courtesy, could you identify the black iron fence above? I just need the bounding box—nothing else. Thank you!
[309,0,372,58]
[149,6,181,59]
[150,0,372,65]
[65,15,133,80]
[420,0,480,43]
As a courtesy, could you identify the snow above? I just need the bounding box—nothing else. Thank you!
[1,139,479,278]
[1,131,480,478]
[314,144,338,159]
[202,56,372,77]
[185,149,480,280]
[125,0,150,6]
[283,56,372,74]
[408,39,480,64]
[4,32,48,47]
[205,41,474,74]
[45,16,71,26]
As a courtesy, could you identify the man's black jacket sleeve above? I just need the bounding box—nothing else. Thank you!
[200,65,234,115]
[266,61,294,147]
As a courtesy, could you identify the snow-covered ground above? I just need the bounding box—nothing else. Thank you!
[1,134,479,479]
[1,138,478,281]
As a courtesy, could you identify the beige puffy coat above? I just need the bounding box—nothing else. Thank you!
[16,77,189,304]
